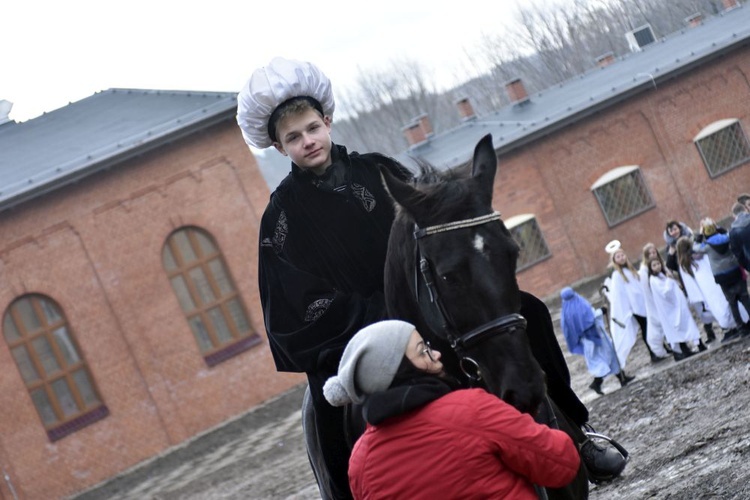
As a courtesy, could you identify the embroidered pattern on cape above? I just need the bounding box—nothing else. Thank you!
[305,299,332,322]
[352,183,376,212]
[273,211,288,252]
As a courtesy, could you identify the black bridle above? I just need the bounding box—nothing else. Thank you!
[412,211,528,382]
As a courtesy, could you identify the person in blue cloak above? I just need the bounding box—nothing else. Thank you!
[560,287,635,395]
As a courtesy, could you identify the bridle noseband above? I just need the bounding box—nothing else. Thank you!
[413,211,527,382]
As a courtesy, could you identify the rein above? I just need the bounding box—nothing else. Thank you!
[412,210,526,382]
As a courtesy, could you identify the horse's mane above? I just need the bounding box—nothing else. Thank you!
[403,157,475,221]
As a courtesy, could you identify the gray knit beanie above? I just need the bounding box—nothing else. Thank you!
[323,320,415,407]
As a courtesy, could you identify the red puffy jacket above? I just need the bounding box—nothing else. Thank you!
[348,388,580,499]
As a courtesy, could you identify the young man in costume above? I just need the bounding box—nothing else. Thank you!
[237,57,410,499]
[236,57,625,498]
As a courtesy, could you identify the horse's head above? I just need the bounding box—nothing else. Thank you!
[381,134,545,415]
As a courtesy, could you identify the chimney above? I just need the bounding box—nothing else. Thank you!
[414,113,434,138]
[455,97,477,121]
[722,0,739,11]
[401,121,428,148]
[684,13,703,28]
[595,52,616,68]
[505,78,529,104]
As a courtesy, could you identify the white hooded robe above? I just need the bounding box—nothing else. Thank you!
[679,253,748,329]
[607,268,644,368]
[649,273,701,347]
[638,265,669,357]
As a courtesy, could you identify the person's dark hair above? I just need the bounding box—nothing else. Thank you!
[389,357,425,388]
[389,355,462,390]
[731,202,747,217]
[737,193,750,206]
[675,236,696,277]
[665,220,679,232]
[646,257,663,278]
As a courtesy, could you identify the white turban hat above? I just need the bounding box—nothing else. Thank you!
[236,57,335,149]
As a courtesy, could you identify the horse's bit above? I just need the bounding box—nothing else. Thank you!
[413,211,528,381]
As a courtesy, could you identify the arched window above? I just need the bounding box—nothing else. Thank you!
[163,227,260,366]
[591,165,654,227]
[694,119,750,177]
[505,214,552,271]
[3,294,108,441]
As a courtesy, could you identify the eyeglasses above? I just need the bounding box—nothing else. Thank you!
[421,341,436,362]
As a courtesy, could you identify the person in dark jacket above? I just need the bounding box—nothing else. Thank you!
[237,57,412,500]
[663,220,694,275]
[324,320,581,499]
[729,202,750,272]
[698,218,750,341]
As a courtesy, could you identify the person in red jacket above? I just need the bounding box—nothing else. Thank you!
[323,320,581,499]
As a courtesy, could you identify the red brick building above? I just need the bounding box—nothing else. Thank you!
[1,5,750,500]
[0,91,302,499]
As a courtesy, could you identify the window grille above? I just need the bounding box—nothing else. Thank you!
[694,119,750,177]
[591,166,654,227]
[2,294,108,441]
[506,214,551,271]
[163,227,259,366]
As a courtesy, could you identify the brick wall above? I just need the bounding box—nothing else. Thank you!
[500,49,750,298]
[0,120,303,499]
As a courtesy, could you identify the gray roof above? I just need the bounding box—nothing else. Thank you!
[3,7,749,212]
[0,89,237,211]
[400,6,750,168]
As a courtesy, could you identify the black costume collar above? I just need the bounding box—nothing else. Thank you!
[291,144,350,190]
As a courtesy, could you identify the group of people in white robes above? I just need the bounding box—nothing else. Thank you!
[600,229,749,372]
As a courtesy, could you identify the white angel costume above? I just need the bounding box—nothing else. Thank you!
[638,265,669,357]
[607,268,645,368]
[649,273,701,348]
[679,252,748,329]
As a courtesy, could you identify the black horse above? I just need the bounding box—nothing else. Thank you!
[379,134,589,500]
[304,134,624,499]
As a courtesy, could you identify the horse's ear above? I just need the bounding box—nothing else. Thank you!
[471,134,498,204]
[380,165,423,217]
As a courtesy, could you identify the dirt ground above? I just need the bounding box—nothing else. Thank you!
[72,306,750,500]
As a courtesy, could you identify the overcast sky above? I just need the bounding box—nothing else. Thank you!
[1,0,552,122]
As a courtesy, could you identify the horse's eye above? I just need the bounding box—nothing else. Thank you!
[441,273,458,285]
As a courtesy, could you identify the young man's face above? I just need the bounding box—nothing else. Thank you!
[272,109,333,174]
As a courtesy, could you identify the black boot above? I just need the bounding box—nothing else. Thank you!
[617,372,635,387]
[674,342,695,361]
[589,377,604,395]
[703,323,716,344]
[698,340,708,352]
